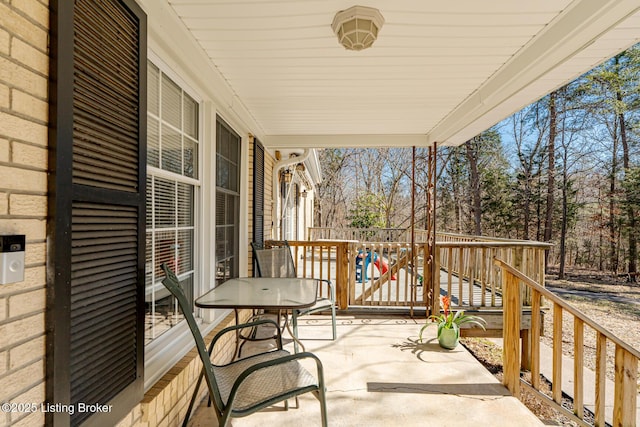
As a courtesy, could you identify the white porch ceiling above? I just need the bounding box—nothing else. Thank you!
[166,0,640,147]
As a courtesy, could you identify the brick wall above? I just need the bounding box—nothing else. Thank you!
[0,1,49,426]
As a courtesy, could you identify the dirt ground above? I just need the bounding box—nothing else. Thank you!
[462,266,640,426]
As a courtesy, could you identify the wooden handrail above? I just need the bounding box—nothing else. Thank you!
[494,258,640,360]
[495,257,639,426]
[437,241,553,249]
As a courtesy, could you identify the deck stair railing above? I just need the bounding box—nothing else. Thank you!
[496,258,639,427]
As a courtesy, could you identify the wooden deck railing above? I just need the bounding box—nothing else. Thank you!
[275,234,551,314]
[267,239,429,310]
[282,240,352,309]
[349,241,429,309]
[308,227,430,243]
[435,238,551,313]
[496,258,639,427]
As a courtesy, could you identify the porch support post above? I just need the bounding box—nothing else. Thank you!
[426,142,438,316]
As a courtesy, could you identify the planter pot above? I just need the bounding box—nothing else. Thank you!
[437,327,459,350]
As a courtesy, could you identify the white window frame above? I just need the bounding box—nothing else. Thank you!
[144,54,205,390]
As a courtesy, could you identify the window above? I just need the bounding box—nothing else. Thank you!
[145,61,200,343]
[216,118,241,284]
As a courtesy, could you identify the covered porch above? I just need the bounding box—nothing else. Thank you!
[13,1,639,427]
[188,315,544,427]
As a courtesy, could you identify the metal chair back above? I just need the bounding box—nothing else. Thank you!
[252,241,297,278]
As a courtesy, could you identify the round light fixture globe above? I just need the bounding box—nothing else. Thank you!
[331,6,384,51]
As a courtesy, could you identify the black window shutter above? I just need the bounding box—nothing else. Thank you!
[48,0,146,426]
[252,139,264,277]
[253,139,265,248]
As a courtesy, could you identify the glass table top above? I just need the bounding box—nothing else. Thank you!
[195,277,319,310]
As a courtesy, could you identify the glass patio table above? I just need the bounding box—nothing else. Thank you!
[195,277,319,354]
[182,277,318,424]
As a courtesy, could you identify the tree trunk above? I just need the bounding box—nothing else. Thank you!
[465,139,482,235]
[544,91,557,270]
[609,134,618,274]
[559,151,569,279]
[617,90,637,282]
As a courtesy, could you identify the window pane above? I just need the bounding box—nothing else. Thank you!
[216,191,227,224]
[184,94,198,139]
[225,227,234,259]
[216,260,230,282]
[148,117,159,168]
[154,229,177,276]
[178,229,193,274]
[146,176,153,228]
[145,233,153,290]
[228,162,237,192]
[161,75,181,128]
[215,227,225,260]
[154,178,176,228]
[178,183,193,227]
[226,195,236,225]
[216,156,229,189]
[148,62,159,116]
[184,137,197,179]
[161,125,182,174]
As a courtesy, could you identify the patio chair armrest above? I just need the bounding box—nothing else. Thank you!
[210,318,284,352]
[318,279,336,302]
[227,352,326,405]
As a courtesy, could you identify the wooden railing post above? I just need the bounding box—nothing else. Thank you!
[613,346,638,426]
[336,241,349,310]
[348,241,356,307]
[502,267,521,398]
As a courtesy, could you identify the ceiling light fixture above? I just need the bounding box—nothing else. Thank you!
[331,5,384,51]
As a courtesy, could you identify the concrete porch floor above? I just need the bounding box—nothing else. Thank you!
[188,315,544,427]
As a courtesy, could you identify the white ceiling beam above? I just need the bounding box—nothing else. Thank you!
[263,134,430,149]
[429,0,640,146]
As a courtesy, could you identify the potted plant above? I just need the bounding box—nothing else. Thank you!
[419,295,486,349]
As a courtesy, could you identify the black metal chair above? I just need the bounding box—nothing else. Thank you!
[251,241,337,345]
[160,263,328,427]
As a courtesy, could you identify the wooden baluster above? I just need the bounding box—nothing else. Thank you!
[447,247,453,298]
[490,248,497,307]
[574,318,584,420]
[481,247,487,307]
[458,247,463,307]
[552,303,563,404]
[595,332,606,427]
[311,244,316,279]
[348,242,356,307]
[319,244,324,287]
[433,244,441,316]
[469,247,475,307]
[530,289,541,390]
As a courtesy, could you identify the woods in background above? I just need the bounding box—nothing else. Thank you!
[316,45,640,281]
